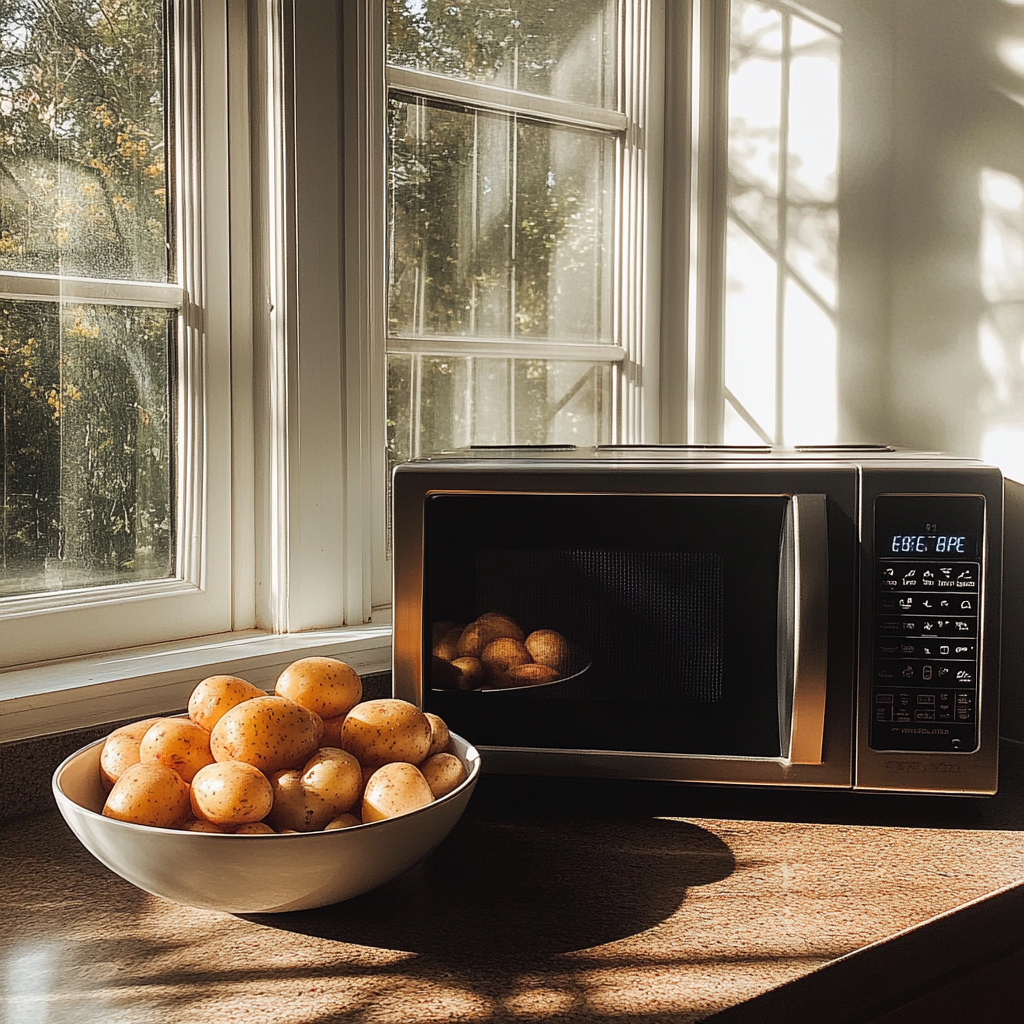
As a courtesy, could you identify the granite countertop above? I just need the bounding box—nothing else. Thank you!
[5,744,1024,1024]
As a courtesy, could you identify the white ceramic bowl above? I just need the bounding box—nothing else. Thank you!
[52,732,480,914]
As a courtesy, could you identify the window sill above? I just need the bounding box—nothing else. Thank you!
[0,624,393,743]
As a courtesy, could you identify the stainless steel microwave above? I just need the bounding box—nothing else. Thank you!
[392,445,1006,795]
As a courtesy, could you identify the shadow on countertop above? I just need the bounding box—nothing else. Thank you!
[252,809,735,957]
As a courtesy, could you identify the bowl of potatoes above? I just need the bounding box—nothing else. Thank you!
[52,659,480,914]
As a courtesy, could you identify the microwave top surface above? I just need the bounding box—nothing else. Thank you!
[397,444,999,470]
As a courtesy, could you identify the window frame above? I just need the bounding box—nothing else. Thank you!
[0,0,241,670]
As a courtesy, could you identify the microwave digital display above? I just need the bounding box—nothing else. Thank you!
[885,533,978,557]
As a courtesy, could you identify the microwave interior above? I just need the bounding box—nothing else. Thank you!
[422,492,803,759]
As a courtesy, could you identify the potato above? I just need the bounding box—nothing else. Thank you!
[451,657,485,690]
[190,760,274,826]
[210,695,324,775]
[504,663,560,685]
[524,629,570,673]
[181,819,230,833]
[266,769,331,832]
[302,747,362,811]
[362,762,434,823]
[265,746,362,832]
[99,717,163,790]
[432,627,463,663]
[139,718,215,783]
[325,813,361,831]
[234,822,276,835]
[457,613,524,657]
[341,699,432,768]
[431,655,463,690]
[424,712,451,757]
[102,762,191,828]
[481,637,532,676]
[420,752,468,799]
[275,657,363,719]
[187,675,266,731]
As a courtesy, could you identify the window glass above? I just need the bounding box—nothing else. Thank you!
[387,354,610,461]
[387,97,615,343]
[0,1,174,600]
[386,0,618,109]
[0,0,168,282]
[0,300,173,597]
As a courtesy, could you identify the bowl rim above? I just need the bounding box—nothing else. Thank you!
[52,728,482,839]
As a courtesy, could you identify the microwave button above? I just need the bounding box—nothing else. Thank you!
[917,693,936,705]
[914,710,936,721]
[876,693,894,703]
[876,706,891,722]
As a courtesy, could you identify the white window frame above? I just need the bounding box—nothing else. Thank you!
[0,0,239,671]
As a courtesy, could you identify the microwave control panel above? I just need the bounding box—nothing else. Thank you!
[870,494,985,753]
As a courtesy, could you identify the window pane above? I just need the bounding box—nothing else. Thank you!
[0,0,168,281]
[387,354,610,469]
[387,98,615,343]
[386,0,618,109]
[1,301,173,597]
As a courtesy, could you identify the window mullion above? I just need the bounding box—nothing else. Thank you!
[386,66,628,133]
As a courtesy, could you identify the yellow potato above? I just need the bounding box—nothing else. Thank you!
[302,747,362,812]
[504,663,560,686]
[432,626,463,662]
[457,614,524,657]
[420,752,467,798]
[325,813,361,830]
[139,718,215,783]
[524,629,570,673]
[98,717,163,790]
[234,822,276,835]
[266,769,332,832]
[451,657,485,690]
[361,762,434,823]
[102,762,191,828]
[341,699,432,768]
[210,695,324,774]
[424,712,451,757]
[181,819,230,833]
[431,655,463,690]
[274,657,363,719]
[190,760,274,826]
[188,675,266,731]
[481,637,532,676]
[264,746,361,832]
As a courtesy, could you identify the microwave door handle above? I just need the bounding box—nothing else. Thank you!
[789,493,829,765]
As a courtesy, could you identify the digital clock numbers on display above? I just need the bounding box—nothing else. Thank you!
[888,534,970,556]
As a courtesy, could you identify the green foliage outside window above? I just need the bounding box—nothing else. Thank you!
[0,0,172,597]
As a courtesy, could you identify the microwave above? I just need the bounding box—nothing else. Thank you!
[392,445,1006,795]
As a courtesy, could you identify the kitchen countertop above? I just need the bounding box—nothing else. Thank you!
[5,743,1024,1023]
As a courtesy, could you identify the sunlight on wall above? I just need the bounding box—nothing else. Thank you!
[724,0,840,446]
[978,168,1024,483]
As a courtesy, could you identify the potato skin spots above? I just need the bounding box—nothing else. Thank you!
[188,675,266,732]
[361,762,434,822]
[210,695,324,775]
[102,762,191,828]
[274,657,363,719]
[341,699,432,768]
[139,718,215,783]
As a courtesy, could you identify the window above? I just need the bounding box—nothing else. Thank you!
[376,0,667,475]
[0,0,236,669]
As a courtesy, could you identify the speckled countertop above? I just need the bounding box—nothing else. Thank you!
[5,744,1024,1024]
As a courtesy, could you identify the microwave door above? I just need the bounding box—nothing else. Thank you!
[420,491,824,765]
